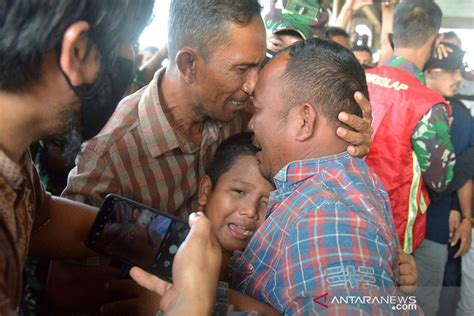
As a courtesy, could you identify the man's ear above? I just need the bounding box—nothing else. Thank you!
[175,48,199,84]
[59,21,100,86]
[294,103,317,142]
[197,175,213,213]
[425,69,433,79]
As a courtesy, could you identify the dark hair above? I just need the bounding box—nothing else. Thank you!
[281,38,367,126]
[442,31,461,44]
[168,0,262,62]
[325,27,350,40]
[352,45,372,56]
[0,0,154,92]
[393,0,442,48]
[206,132,259,189]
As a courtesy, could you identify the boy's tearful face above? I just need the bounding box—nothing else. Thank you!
[200,155,274,252]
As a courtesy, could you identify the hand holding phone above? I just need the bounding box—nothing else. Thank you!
[86,194,190,283]
[130,212,222,316]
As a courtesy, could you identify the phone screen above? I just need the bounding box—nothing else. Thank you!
[86,194,190,282]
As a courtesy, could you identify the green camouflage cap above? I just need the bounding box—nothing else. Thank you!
[265,0,329,39]
[265,13,312,40]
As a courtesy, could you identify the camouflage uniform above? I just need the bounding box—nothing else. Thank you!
[264,0,329,38]
[387,56,455,190]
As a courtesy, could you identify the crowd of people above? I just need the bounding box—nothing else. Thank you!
[1,0,473,315]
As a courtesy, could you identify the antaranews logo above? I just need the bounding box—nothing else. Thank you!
[314,292,418,312]
[313,292,329,308]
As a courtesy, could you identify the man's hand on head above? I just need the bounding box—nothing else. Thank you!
[337,91,373,157]
[435,43,454,60]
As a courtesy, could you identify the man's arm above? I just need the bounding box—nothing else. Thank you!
[432,146,474,200]
[411,104,456,192]
[451,179,473,258]
[62,146,119,206]
[28,196,97,258]
[378,1,395,64]
[332,0,373,29]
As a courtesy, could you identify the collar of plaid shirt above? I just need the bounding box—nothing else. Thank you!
[139,69,224,157]
[264,151,352,218]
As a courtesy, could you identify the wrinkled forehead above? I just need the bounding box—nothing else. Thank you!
[212,16,267,63]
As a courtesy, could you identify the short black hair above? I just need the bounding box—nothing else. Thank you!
[352,45,372,56]
[442,31,461,43]
[325,27,350,40]
[206,132,259,189]
[281,38,367,127]
[168,0,262,62]
[0,0,153,92]
[393,0,442,48]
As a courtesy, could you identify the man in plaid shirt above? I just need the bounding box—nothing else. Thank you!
[62,0,373,219]
[230,38,404,314]
[131,38,417,315]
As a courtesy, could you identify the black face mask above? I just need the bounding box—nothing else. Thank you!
[62,55,134,141]
[79,57,134,140]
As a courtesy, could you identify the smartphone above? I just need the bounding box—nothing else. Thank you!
[86,194,190,283]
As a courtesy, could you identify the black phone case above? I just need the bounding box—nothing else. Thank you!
[85,193,190,283]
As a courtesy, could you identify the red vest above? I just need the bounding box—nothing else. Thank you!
[365,66,449,253]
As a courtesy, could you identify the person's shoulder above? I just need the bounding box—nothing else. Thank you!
[450,97,471,114]
[81,95,144,159]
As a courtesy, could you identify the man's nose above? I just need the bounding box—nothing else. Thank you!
[248,114,255,131]
[454,69,462,82]
[242,68,258,95]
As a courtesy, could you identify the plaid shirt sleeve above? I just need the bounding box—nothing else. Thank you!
[62,145,119,206]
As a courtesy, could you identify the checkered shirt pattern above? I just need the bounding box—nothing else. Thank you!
[231,152,408,315]
[62,70,244,218]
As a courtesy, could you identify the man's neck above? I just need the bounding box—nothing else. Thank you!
[160,67,207,145]
[393,47,428,71]
[296,134,348,163]
[0,92,41,162]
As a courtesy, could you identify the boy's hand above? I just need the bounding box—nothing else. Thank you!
[397,252,418,294]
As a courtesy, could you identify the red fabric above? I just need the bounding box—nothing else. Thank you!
[365,66,449,252]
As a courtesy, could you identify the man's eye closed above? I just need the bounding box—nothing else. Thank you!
[233,189,246,196]
[270,41,281,48]
[237,67,249,73]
